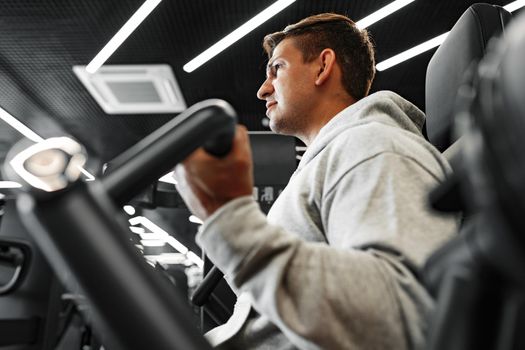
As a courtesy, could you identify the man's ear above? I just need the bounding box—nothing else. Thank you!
[315,48,337,86]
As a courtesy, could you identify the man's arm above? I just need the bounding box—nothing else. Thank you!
[175,129,454,349]
[196,196,411,349]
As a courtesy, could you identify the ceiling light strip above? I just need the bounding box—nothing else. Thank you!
[86,0,163,74]
[0,107,43,143]
[187,251,204,269]
[356,0,416,29]
[376,1,525,71]
[189,215,203,225]
[376,32,448,71]
[0,106,96,181]
[123,205,136,215]
[129,215,204,268]
[504,0,525,12]
[183,0,297,73]
[78,166,95,181]
[0,106,179,185]
[0,181,22,189]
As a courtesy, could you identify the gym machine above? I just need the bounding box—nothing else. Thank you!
[2,99,236,350]
[424,11,525,350]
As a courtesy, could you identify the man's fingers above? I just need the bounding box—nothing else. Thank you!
[234,125,250,153]
[182,147,209,165]
[172,124,254,219]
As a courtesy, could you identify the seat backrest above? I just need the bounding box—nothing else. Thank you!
[425,3,512,155]
[423,10,525,350]
[424,2,513,287]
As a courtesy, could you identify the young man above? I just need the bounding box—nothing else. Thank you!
[175,13,458,349]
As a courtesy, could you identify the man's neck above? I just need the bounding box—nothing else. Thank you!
[301,96,355,146]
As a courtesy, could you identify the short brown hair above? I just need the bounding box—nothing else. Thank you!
[263,13,375,100]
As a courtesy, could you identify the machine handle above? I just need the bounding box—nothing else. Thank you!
[191,265,224,306]
[203,116,236,157]
[0,241,29,295]
[103,99,237,205]
[1,98,241,349]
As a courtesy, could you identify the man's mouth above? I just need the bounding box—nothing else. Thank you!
[266,101,277,114]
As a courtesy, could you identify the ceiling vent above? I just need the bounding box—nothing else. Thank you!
[73,64,186,114]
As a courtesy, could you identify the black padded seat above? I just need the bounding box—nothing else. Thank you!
[425,3,512,154]
[422,9,525,349]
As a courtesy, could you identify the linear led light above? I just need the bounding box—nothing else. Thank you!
[0,106,96,181]
[183,0,296,73]
[0,105,181,185]
[356,0,416,29]
[0,106,43,143]
[78,166,95,181]
[0,181,22,189]
[130,226,146,234]
[130,216,188,254]
[504,0,525,12]
[187,251,204,269]
[376,32,449,71]
[376,1,525,71]
[183,0,414,73]
[189,215,203,225]
[123,205,136,215]
[129,215,204,268]
[86,0,162,74]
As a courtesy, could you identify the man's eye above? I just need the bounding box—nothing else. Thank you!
[269,63,282,77]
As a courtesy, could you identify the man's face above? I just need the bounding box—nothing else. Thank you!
[257,38,319,137]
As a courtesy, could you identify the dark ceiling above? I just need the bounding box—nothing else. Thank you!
[0,0,520,173]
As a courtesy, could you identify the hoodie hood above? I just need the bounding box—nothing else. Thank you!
[298,91,426,169]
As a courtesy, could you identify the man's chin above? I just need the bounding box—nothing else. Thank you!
[268,118,280,133]
[268,120,292,136]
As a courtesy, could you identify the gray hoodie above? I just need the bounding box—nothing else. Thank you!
[197,91,459,350]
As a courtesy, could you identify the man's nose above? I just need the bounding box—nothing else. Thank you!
[257,78,273,100]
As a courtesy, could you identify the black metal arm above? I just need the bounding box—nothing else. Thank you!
[103,99,236,205]
[192,265,224,306]
[2,99,238,350]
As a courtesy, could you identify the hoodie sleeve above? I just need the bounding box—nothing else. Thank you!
[196,152,456,350]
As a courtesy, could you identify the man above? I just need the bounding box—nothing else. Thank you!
[175,13,458,350]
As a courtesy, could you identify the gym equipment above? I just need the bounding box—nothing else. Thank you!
[424,7,525,350]
[2,99,236,350]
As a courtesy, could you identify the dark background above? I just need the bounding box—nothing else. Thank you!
[0,0,520,171]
